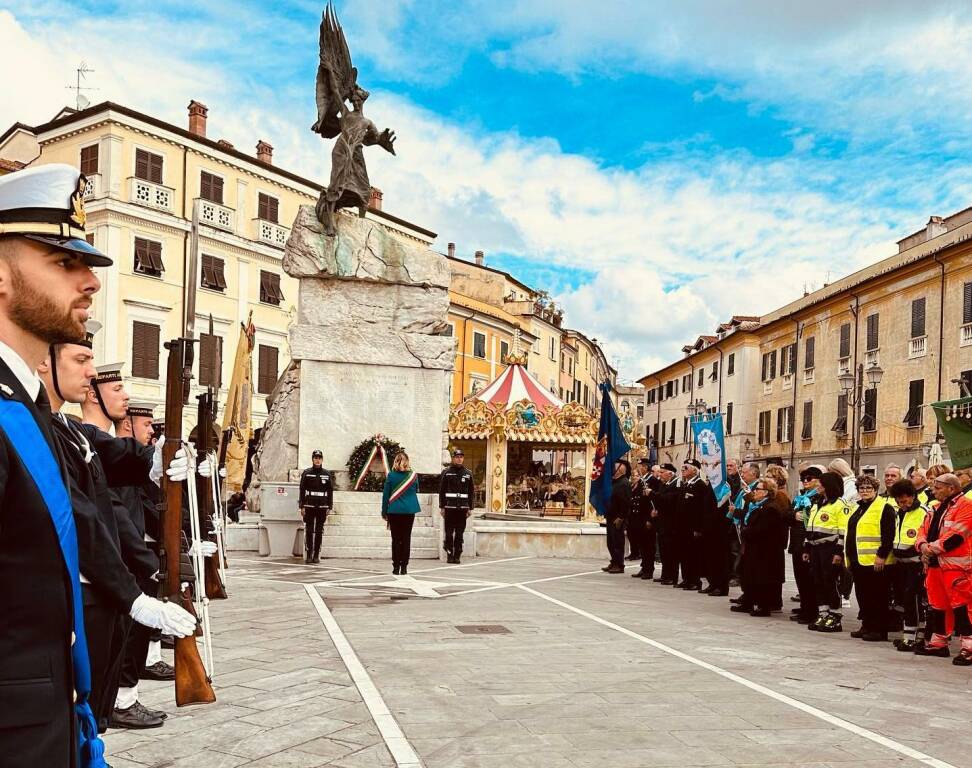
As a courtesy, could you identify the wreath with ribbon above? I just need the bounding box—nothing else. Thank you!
[346,434,403,491]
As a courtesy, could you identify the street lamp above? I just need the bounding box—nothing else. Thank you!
[744,438,753,461]
[838,362,883,473]
[685,399,707,459]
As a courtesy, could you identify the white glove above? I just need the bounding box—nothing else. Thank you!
[197,455,214,478]
[129,593,197,637]
[166,448,189,482]
[189,540,218,558]
[219,466,227,479]
[149,436,165,486]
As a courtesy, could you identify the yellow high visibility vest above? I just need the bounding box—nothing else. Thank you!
[892,505,928,564]
[806,499,850,545]
[852,499,889,566]
[875,494,899,513]
[916,488,932,507]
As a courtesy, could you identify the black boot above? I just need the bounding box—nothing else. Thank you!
[304,551,312,564]
[393,564,400,575]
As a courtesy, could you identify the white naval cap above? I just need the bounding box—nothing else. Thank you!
[0,164,111,266]
[126,401,155,419]
[94,361,125,383]
[76,319,102,349]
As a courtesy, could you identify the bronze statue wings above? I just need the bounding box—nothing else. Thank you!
[312,2,357,139]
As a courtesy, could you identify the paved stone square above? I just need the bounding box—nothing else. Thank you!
[106,556,971,768]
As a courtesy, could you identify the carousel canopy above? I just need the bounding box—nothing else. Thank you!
[474,362,564,410]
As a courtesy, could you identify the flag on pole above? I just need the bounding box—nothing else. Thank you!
[221,313,256,492]
[691,413,731,505]
[590,381,631,517]
[932,396,972,470]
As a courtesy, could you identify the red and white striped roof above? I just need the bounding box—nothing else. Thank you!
[474,363,564,410]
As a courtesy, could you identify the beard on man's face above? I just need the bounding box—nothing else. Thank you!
[8,262,86,344]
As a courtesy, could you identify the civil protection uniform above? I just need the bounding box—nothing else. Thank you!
[630,474,656,579]
[803,496,851,629]
[298,461,333,562]
[844,497,895,638]
[654,476,680,583]
[889,500,929,649]
[0,164,114,766]
[439,463,474,562]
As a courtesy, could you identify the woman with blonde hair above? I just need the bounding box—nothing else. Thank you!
[381,451,420,575]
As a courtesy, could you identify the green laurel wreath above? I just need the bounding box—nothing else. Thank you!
[345,434,403,492]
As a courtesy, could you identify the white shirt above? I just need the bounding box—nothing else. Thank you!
[0,339,42,401]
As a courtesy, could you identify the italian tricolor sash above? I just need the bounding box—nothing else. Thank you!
[353,442,391,490]
[389,471,418,503]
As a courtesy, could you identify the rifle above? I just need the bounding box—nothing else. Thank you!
[161,337,216,707]
[197,388,227,600]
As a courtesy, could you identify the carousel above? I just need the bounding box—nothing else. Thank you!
[448,354,599,518]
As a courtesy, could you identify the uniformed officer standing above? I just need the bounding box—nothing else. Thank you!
[299,449,333,563]
[675,459,714,591]
[653,463,680,584]
[439,448,474,563]
[630,460,657,580]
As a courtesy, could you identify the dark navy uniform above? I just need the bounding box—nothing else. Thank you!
[299,462,333,563]
[630,473,657,579]
[439,463,474,562]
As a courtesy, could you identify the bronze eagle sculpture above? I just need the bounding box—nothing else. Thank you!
[312,2,397,236]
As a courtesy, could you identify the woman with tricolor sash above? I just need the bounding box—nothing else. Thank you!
[382,452,420,574]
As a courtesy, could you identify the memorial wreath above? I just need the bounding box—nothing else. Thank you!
[346,433,403,491]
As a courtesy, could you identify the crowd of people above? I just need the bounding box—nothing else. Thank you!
[606,454,972,664]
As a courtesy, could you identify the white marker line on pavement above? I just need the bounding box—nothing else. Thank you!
[409,555,535,575]
[517,584,957,768]
[304,584,423,768]
[446,565,633,597]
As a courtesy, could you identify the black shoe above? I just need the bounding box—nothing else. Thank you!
[700,585,716,595]
[444,549,453,561]
[708,589,728,597]
[393,566,400,575]
[640,573,652,580]
[111,704,164,729]
[401,565,408,575]
[304,553,312,564]
[625,553,640,561]
[817,613,843,633]
[914,644,950,657]
[790,594,802,603]
[312,554,321,564]
[606,565,625,574]
[452,557,460,566]
[790,607,802,614]
[652,577,664,582]
[862,632,888,642]
[730,604,753,613]
[952,650,972,666]
[730,597,743,604]
[750,608,771,617]
[790,614,811,624]
[632,570,645,578]
[850,629,866,639]
[602,565,613,572]
[140,661,174,681]
[894,638,920,652]
[134,700,167,721]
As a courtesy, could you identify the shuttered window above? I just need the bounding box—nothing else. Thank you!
[257,344,278,394]
[697,368,704,387]
[134,149,163,184]
[911,298,926,339]
[866,313,879,351]
[259,270,284,305]
[258,193,279,223]
[802,401,813,440]
[839,323,850,358]
[863,388,878,432]
[473,332,486,359]
[710,360,719,380]
[964,282,972,325]
[904,379,924,427]
[682,417,689,443]
[80,144,99,176]
[727,353,735,376]
[199,332,222,388]
[776,406,793,442]
[832,394,848,433]
[726,402,733,434]
[804,336,815,369]
[661,421,667,446]
[133,237,163,277]
[674,378,680,396]
[131,321,160,380]
[758,411,771,445]
[200,254,227,291]
[670,418,675,445]
[769,350,777,379]
[200,171,224,204]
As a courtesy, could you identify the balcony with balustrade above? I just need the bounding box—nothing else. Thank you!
[962,323,972,348]
[129,177,173,213]
[255,218,290,249]
[197,199,235,233]
[908,335,927,359]
[82,173,102,201]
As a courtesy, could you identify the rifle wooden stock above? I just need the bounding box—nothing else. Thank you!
[180,585,203,638]
[204,553,227,599]
[196,389,228,599]
[161,338,216,707]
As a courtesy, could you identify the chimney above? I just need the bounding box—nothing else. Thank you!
[256,140,273,165]
[474,250,484,266]
[217,139,234,149]
[926,215,947,241]
[447,242,456,259]
[187,100,208,137]
[368,186,383,210]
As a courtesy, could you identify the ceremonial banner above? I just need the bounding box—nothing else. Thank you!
[590,382,631,517]
[221,314,256,492]
[932,397,972,470]
[691,413,731,505]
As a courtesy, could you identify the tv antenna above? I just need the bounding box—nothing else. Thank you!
[66,62,97,110]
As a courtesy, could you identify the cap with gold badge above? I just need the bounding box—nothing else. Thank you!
[0,164,111,266]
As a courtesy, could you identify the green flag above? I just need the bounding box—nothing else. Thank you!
[932,397,972,470]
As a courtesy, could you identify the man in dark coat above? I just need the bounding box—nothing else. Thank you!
[630,459,657,580]
[602,459,632,573]
[439,448,474,564]
[653,463,680,584]
[298,449,334,563]
[676,459,715,590]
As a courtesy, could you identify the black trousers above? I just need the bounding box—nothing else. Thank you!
[728,523,742,583]
[852,564,889,633]
[809,544,842,613]
[443,509,468,557]
[676,528,701,586]
[792,550,816,619]
[388,514,415,567]
[626,524,641,559]
[889,562,924,631]
[83,590,125,733]
[658,522,678,581]
[639,523,658,576]
[304,508,327,556]
[703,519,730,591]
[605,516,626,566]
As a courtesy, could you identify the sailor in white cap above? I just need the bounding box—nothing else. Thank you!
[82,361,129,431]
[0,163,109,765]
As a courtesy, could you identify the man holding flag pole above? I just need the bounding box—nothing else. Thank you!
[590,381,632,573]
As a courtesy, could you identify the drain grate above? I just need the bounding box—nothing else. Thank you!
[455,624,511,635]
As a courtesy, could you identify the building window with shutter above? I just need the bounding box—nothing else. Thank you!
[805,336,815,369]
[637,405,644,420]
[960,370,972,397]
[259,270,284,305]
[911,298,926,339]
[903,379,924,427]
[131,321,160,380]
[726,402,733,434]
[962,282,972,325]
[201,254,227,291]
[199,333,222,388]
[786,344,797,374]
[133,237,164,277]
[683,417,689,443]
[200,171,224,204]
[473,332,486,359]
[257,193,279,223]
[670,418,675,445]
[710,360,718,380]
[832,394,848,433]
[839,323,851,359]
[727,353,735,376]
[866,313,879,351]
[549,336,556,360]
[80,144,99,176]
[665,381,673,398]
[500,341,509,361]
[257,344,279,394]
[758,411,771,445]
[135,149,163,184]
[697,368,704,388]
[661,421,666,446]
[863,388,877,432]
[802,401,813,439]
[674,378,680,396]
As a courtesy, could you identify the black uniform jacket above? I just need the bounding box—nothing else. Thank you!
[608,476,632,521]
[439,465,474,511]
[679,476,717,534]
[652,478,680,529]
[0,360,76,766]
[299,466,334,510]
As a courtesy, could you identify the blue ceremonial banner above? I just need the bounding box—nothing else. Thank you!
[590,382,631,516]
[691,414,731,505]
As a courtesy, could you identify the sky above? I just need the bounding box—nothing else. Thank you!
[4,0,972,382]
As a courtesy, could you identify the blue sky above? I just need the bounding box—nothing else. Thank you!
[3,0,972,378]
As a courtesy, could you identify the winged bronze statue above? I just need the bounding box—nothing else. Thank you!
[312,2,396,236]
